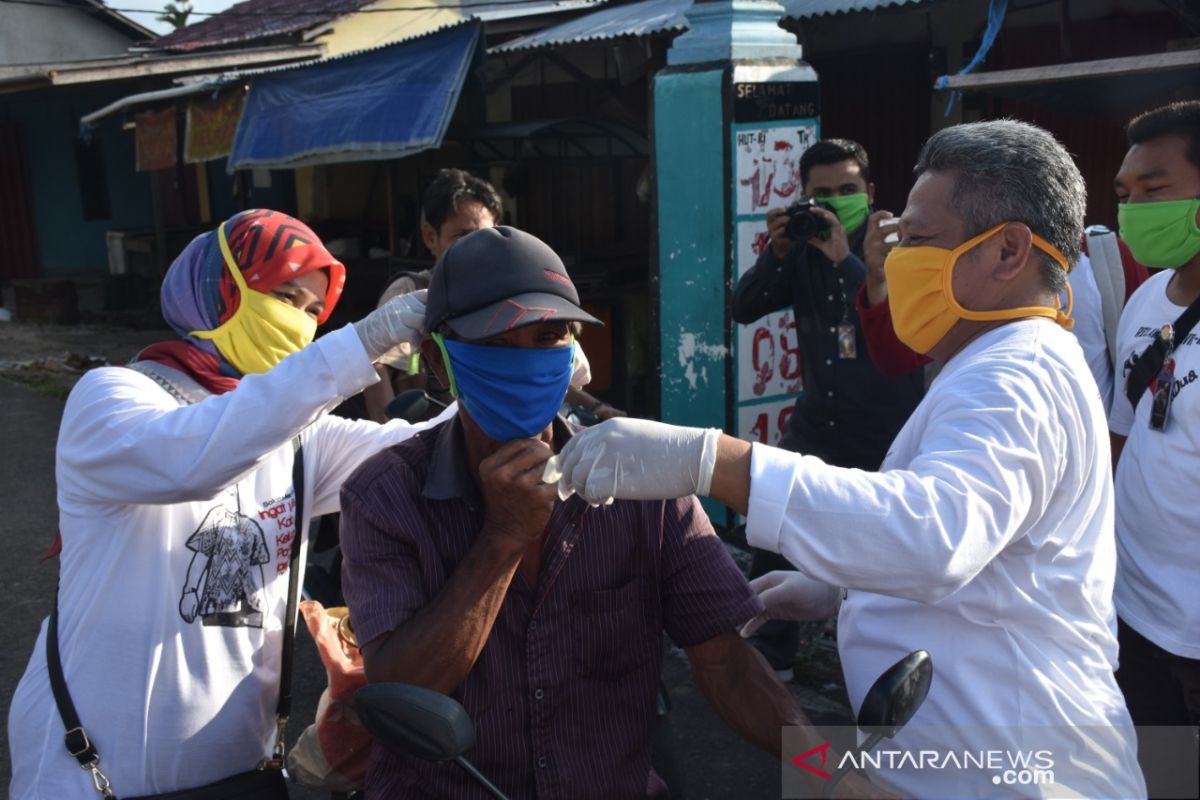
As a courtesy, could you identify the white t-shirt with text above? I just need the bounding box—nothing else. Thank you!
[1109,269,1200,659]
[8,326,449,799]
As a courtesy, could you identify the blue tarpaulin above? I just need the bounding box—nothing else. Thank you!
[228,21,480,171]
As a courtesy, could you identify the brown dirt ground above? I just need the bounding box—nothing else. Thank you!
[0,321,171,399]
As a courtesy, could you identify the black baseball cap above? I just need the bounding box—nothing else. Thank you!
[424,226,601,339]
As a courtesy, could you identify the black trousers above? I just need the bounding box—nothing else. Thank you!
[125,769,289,800]
[1115,617,1200,799]
[1117,618,1200,725]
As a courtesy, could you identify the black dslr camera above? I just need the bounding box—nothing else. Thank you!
[785,199,833,241]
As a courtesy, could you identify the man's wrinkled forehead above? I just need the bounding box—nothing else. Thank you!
[899,171,958,231]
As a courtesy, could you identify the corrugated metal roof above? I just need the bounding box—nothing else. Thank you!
[153,0,373,52]
[0,44,321,89]
[153,0,602,54]
[225,0,600,78]
[229,17,478,77]
[315,0,602,58]
[785,0,924,18]
[491,0,686,52]
[492,0,923,52]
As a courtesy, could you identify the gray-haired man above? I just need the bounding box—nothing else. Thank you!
[550,121,1145,798]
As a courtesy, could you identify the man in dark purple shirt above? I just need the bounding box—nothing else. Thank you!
[340,227,810,799]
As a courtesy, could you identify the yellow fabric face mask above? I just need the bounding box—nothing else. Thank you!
[883,222,1074,355]
[189,223,318,375]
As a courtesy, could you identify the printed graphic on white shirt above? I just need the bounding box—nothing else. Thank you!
[179,497,271,628]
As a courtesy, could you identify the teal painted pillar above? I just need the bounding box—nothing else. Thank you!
[654,68,729,431]
[653,0,818,522]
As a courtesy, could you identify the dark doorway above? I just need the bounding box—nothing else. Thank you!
[0,120,40,279]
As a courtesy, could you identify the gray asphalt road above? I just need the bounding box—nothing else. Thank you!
[1,379,62,789]
[0,377,852,800]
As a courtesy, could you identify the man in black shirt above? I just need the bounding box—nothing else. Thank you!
[731,139,923,676]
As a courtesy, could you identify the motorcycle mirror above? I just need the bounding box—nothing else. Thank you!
[386,389,433,423]
[856,649,932,739]
[821,650,933,800]
[356,683,476,762]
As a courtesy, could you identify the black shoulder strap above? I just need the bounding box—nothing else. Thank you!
[1125,293,1200,410]
[277,437,305,724]
[47,433,307,790]
[259,434,306,769]
[47,587,114,797]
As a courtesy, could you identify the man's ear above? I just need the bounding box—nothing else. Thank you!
[420,223,439,257]
[866,182,876,206]
[993,223,1035,283]
[421,337,450,390]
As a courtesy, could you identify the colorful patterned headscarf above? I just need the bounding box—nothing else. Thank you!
[160,209,346,356]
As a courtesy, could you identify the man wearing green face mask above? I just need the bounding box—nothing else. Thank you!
[1108,101,1200,793]
[732,138,924,678]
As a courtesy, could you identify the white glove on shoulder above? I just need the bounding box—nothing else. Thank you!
[740,570,841,638]
[543,418,721,506]
[353,289,427,362]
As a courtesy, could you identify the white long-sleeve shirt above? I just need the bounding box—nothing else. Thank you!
[747,319,1143,799]
[8,325,450,799]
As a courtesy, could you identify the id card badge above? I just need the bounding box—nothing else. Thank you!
[1150,357,1175,431]
[837,322,857,360]
[1149,323,1175,432]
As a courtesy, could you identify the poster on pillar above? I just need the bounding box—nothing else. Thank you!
[728,66,819,447]
[733,215,804,447]
[733,125,816,216]
[735,220,802,404]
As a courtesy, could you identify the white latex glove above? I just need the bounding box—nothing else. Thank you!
[571,343,592,388]
[542,418,721,506]
[353,289,427,362]
[739,571,841,638]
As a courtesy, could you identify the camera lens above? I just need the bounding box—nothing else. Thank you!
[788,210,820,240]
[786,202,831,241]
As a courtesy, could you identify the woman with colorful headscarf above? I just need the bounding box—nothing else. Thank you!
[8,209,442,800]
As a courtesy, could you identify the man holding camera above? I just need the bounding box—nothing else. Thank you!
[731,139,924,676]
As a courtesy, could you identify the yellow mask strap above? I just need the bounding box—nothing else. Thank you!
[1030,231,1074,329]
[944,223,1074,330]
[215,222,251,295]
[189,222,250,341]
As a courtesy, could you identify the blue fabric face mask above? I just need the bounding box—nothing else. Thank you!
[432,332,575,442]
